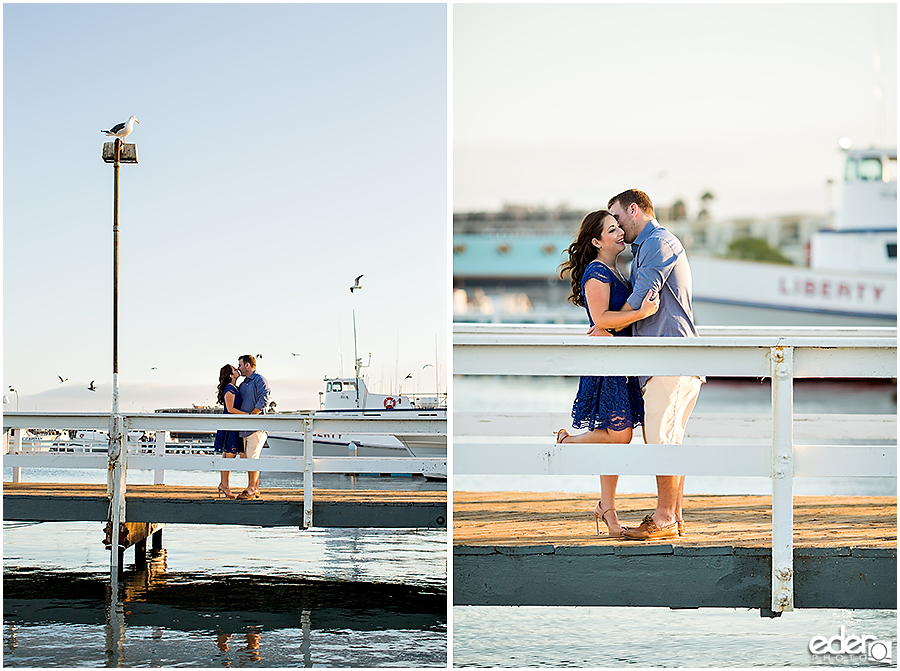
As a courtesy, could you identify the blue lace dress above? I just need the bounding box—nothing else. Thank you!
[571,261,644,431]
[214,383,244,454]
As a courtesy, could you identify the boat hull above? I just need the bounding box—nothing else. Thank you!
[689,255,896,325]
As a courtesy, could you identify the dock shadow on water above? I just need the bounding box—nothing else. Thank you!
[4,554,446,667]
[4,541,446,668]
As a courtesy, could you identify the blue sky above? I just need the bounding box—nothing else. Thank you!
[454,3,897,219]
[4,3,447,412]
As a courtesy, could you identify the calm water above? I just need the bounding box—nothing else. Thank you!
[452,376,897,668]
[3,473,447,667]
[452,606,897,668]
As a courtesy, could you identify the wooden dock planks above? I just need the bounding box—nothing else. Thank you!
[453,492,896,548]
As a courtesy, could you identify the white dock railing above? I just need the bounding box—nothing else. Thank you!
[453,324,897,614]
[3,413,447,531]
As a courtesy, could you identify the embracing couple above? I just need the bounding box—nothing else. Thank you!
[557,189,703,541]
[213,354,272,500]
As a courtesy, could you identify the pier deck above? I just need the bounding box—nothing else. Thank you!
[3,483,447,529]
[453,492,896,610]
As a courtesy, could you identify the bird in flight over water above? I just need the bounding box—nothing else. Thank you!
[58,375,68,384]
[350,275,363,293]
[88,381,96,392]
[101,115,140,140]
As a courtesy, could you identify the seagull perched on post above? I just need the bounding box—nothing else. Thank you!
[350,275,363,293]
[101,115,140,140]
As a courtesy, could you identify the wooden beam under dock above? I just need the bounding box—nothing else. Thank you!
[453,492,896,610]
[3,483,447,529]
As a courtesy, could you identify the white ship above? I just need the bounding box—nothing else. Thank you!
[688,147,896,326]
[265,375,446,459]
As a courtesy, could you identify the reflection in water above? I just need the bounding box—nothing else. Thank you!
[217,625,263,666]
[5,556,446,667]
[105,582,126,667]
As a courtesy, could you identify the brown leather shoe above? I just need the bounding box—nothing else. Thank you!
[622,514,678,540]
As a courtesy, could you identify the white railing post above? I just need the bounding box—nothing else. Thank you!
[12,428,23,483]
[107,413,127,579]
[153,430,166,485]
[303,417,314,529]
[770,346,795,613]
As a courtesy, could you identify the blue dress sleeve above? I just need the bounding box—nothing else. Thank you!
[581,261,613,290]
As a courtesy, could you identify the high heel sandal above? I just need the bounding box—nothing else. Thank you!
[556,429,570,443]
[237,490,261,500]
[593,502,625,538]
[217,484,236,499]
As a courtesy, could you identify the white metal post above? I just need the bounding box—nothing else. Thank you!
[153,430,166,485]
[12,428,23,483]
[770,346,795,612]
[303,418,314,529]
[108,413,127,580]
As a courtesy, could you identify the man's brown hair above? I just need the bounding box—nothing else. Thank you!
[608,189,655,218]
[239,354,257,369]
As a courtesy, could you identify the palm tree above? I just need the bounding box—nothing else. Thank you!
[698,191,714,221]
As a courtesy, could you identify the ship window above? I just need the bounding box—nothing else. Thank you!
[887,243,897,259]
[345,381,357,391]
[845,158,858,182]
[331,381,342,392]
[859,157,883,181]
[779,222,800,245]
[886,158,898,183]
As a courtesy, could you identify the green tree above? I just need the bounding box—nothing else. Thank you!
[724,237,793,264]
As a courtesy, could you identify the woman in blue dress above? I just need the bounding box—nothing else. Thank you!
[214,364,248,498]
[557,210,659,537]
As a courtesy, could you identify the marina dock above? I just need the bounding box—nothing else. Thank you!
[4,483,447,529]
[453,492,896,611]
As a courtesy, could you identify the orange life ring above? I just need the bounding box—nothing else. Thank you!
[383,397,396,409]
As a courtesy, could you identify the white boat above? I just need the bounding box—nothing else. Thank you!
[265,375,447,459]
[689,147,896,326]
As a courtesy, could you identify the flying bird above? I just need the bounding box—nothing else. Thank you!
[58,375,68,384]
[291,353,302,357]
[256,353,263,359]
[101,115,140,140]
[150,367,158,371]
[88,381,96,392]
[423,364,433,369]
[350,275,363,293]
[405,373,413,380]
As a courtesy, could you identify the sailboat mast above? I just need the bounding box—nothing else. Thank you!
[352,307,360,407]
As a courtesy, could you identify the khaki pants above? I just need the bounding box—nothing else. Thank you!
[642,376,702,445]
[241,431,267,459]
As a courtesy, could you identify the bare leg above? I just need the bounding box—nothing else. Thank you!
[675,475,685,524]
[559,427,632,535]
[560,427,632,444]
[599,475,623,534]
[247,470,260,494]
[219,452,236,490]
[653,475,679,528]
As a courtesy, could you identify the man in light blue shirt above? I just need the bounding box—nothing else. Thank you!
[237,354,272,499]
[606,189,702,541]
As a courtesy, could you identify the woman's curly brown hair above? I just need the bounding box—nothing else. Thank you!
[558,210,612,308]
[217,364,237,405]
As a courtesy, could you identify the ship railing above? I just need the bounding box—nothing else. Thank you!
[3,412,447,530]
[453,323,897,614]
